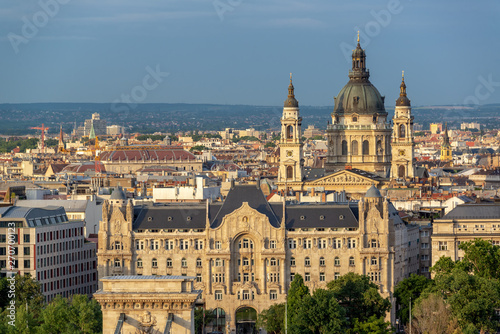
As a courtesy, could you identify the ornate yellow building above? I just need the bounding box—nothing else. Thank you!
[97,186,411,332]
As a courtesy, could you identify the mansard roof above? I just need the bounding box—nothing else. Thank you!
[132,185,367,230]
[443,203,500,220]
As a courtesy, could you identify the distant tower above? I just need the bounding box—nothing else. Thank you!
[278,74,304,183]
[440,123,452,162]
[391,72,415,179]
[58,124,65,153]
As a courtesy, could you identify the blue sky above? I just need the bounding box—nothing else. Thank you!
[0,0,499,106]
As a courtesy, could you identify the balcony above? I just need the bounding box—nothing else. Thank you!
[327,123,391,131]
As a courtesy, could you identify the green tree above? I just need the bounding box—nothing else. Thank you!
[189,145,207,152]
[257,303,285,334]
[458,239,500,279]
[301,289,345,333]
[327,273,390,328]
[0,275,44,314]
[264,142,276,148]
[37,295,71,333]
[67,295,102,333]
[352,315,393,334]
[311,135,325,140]
[286,274,310,333]
[394,274,432,325]
[44,138,59,147]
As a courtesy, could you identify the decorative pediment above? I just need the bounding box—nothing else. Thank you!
[219,202,270,234]
[309,170,378,186]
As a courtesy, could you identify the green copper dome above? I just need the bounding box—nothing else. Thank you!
[333,41,386,115]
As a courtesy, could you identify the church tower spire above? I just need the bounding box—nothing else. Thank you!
[440,123,452,162]
[278,74,303,185]
[391,72,415,179]
[349,32,369,82]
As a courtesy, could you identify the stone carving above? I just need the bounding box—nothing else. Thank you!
[135,311,157,334]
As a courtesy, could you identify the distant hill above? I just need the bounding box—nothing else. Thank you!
[1,103,499,135]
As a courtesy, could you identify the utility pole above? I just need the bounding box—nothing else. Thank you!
[409,296,412,334]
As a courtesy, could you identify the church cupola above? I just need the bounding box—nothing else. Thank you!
[349,32,369,82]
[284,74,299,108]
[395,71,411,107]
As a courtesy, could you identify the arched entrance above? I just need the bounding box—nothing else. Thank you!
[208,308,226,333]
[398,165,405,178]
[235,307,257,334]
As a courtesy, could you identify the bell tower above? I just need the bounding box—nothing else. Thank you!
[440,123,452,162]
[278,74,303,183]
[391,72,415,179]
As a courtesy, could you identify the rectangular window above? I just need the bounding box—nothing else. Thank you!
[318,239,326,249]
[421,255,429,260]
[290,273,295,282]
[196,274,202,282]
[243,273,249,282]
[270,290,277,300]
[23,234,30,243]
[319,272,325,282]
[0,235,5,243]
[215,290,223,300]
[334,272,340,280]
[288,239,296,249]
[215,241,221,250]
[438,241,447,251]
[333,238,341,249]
[24,260,30,269]
[24,247,30,256]
[165,240,174,250]
[304,273,310,282]
[304,239,312,249]
[135,240,144,250]
[421,243,429,249]
[195,240,203,250]
[347,238,356,249]
[270,240,276,249]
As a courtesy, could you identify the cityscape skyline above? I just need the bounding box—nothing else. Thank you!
[0,0,498,107]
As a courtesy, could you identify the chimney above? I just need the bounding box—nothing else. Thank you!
[230,178,235,190]
[256,176,260,189]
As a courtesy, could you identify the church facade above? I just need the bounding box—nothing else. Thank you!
[276,38,416,197]
[97,186,410,332]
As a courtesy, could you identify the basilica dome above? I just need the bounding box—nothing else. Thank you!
[333,40,386,116]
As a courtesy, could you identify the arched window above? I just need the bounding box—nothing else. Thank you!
[319,257,325,266]
[351,140,358,155]
[342,140,348,155]
[334,257,340,267]
[352,116,358,122]
[270,258,277,266]
[166,258,172,268]
[371,239,378,248]
[349,257,355,266]
[137,258,143,268]
[242,257,249,266]
[362,140,370,155]
[114,258,121,267]
[371,257,378,265]
[286,166,293,179]
[399,124,406,138]
[181,258,187,268]
[215,258,222,267]
[196,258,202,267]
[114,241,121,250]
[286,125,293,139]
[304,257,311,267]
[152,258,158,268]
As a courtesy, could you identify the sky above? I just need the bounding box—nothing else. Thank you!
[0,0,499,107]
